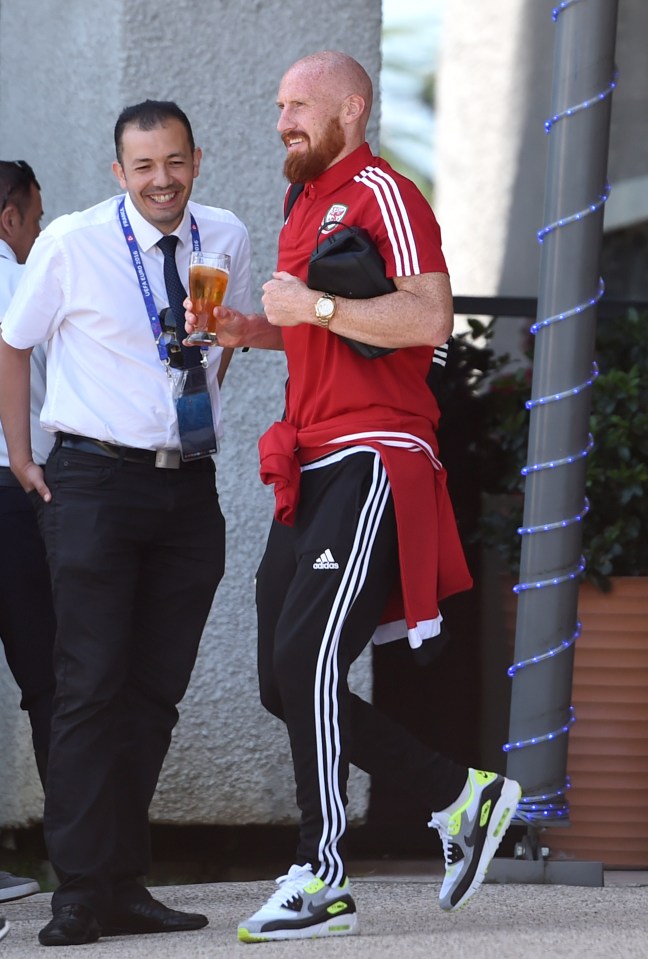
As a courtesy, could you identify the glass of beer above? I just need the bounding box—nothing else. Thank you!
[185,251,231,346]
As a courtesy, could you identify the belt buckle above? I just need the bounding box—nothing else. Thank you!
[155,449,181,469]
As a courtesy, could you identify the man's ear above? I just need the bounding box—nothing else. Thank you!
[112,160,127,190]
[192,147,203,180]
[0,202,19,241]
[342,94,366,125]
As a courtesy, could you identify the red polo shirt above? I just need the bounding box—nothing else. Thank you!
[278,143,448,432]
[260,144,472,644]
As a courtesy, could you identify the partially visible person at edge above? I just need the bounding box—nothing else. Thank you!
[0,159,56,907]
[185,51,522,944]
[0,101,254,947]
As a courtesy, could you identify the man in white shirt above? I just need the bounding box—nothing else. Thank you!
[0,102,254,947]
[0,159,55,906]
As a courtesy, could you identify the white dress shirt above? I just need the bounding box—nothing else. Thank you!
[0,238,53,466]
[1,194,254,451]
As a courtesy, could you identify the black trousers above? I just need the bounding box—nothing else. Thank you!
[42,446,225,918]
[0,477,55,781]
[256,449,466,889]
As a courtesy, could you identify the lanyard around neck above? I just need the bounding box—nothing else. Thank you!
[118,198,201,364]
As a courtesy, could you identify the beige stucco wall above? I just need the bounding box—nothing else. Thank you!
[0,0,382,828]
[434,0,648,299]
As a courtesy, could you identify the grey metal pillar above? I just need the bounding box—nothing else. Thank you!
[489,0,619,886]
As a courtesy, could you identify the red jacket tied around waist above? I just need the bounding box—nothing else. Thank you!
[258,410,473,649]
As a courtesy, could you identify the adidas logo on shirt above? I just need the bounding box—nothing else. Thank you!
[313,548,340,570]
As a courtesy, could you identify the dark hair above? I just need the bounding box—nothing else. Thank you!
[114,99,195,163]
[0,160,40,216]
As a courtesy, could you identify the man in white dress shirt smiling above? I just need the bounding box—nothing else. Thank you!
[0,101,253,947]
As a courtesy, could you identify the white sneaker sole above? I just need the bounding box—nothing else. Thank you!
[0,880,40,903]
[238,912,358,942]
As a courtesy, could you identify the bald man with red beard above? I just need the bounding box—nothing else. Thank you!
[186,51,521,943]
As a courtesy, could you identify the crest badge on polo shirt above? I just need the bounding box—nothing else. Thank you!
[320,204,348,234]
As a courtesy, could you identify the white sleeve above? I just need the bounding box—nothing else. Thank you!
[1,230,67,349]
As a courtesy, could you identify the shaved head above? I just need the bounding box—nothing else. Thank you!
[282,51,373,119]
[276,51,373,181]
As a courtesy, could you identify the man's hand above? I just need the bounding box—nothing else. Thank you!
[0,337,50,500]
[259,269,454,349]
[183,298,285,352]
[262,272,313,328]
[15,461,51,502]
[183,298,249,348]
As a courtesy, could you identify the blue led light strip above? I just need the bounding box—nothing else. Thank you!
[521,783,569,804]
[521,439,594,476]
[530,279,605,333]
[544,79,617,133]
[505,0,618,829]
[504,706,576,752]
[525,364,598,410]
[513,556,586,594]
[508,622,581,677]
[517,498,590,535]
[514,780,572,825]
[514,790,571,825]
[552,0,581,21]
[537,184,611,240]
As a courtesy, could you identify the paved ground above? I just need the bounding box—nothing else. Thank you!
[1,867,647,958]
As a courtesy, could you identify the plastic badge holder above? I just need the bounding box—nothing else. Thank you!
[174,366,218,461]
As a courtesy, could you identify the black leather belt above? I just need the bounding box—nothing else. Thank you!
[58,434,183,469]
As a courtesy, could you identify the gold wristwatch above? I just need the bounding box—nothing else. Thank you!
[314,293,336,328]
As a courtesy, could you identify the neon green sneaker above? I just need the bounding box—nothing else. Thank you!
[429,768,521,911]
[237,864,358,943]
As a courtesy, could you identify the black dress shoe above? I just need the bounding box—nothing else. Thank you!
[38,904,101,946]
[101,897,208,936]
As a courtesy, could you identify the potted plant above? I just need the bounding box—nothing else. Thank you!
[439,310,648,867]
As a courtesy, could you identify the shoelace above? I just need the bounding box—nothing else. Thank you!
[266,864,314,908]
[428,817,453,868]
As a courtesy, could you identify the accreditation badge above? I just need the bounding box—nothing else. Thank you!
[170,365,218,461]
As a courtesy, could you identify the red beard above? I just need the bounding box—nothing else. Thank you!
[283,117,346,184]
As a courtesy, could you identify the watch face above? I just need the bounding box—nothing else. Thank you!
[317,297,334,317]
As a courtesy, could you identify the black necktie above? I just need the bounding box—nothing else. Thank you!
[156,234,201,368]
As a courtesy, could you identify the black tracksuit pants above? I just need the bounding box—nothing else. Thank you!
[256,448,467,889]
